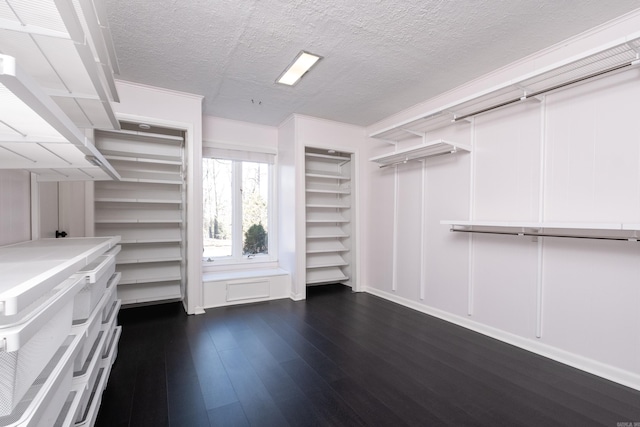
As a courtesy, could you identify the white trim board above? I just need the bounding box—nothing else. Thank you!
[364,286,640,392]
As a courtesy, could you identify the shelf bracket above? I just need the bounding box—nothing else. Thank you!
[401,129,426,138]
[376,138,397,146]
[450,112,472,124]
[519,87,543,103]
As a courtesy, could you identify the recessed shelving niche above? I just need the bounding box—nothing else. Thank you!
[94,125,186,305]
[305,148,354,287]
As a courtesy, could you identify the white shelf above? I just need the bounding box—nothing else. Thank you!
[306,224,349,239]
[95,219,183,224]
[119,276,182,286]
[369,139,471,167]
[305,152,350,162]
[95,207,182,223]
[0,0,119,130]
[118,170,183,185]
[305,170,350,180]
[95,223,182,243]
[116,256,183,265]
[369,34,640,141]
[306,202,349,209]
[306,253,348,269]
[0,54,119,181]
[96,132,183,160]
[442,220,627,230]
[118,238,182,244]
[95,197,182,204]
[306,184,351,194]
[306,240,348,253]
[117,282,181,306]
[95,188,182,204]
[442,220,640,240]
[306,212,349,223]
[116,243,182,265]
[306,268,349,285]
[103,154,182,166]
[118,260,181,285]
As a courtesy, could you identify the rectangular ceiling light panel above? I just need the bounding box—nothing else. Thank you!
[277,51,322,86]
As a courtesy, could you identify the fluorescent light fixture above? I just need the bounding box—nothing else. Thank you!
[276,51,322,86]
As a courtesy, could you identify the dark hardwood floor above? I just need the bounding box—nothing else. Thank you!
[96,284,640,427]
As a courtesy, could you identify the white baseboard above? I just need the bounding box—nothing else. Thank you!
[364,286,640,392]
[290,292,305,301]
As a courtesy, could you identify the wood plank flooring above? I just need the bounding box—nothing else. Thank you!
[96,284,640,426]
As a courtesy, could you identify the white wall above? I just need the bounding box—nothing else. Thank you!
[113,80,203,314]
[277,116,299,298]
[278,115,367,299]
[0,170,30,246]
[295,115,368,296]
[363,14,640,390]
[203,115,278,150]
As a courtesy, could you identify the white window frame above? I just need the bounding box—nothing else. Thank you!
[202,146,277,270]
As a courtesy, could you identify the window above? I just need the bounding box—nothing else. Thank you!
[202,148,274,264]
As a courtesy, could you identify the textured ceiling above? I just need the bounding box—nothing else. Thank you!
[105,0,640,127]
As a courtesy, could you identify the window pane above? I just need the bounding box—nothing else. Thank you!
[242,162,269,255]
[203,158,233,258]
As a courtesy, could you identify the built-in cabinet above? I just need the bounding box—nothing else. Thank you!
[94,126,186,306]
[305,148,354,286]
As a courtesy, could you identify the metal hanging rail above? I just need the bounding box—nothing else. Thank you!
[451,60,638,123]
[369,34,640,142]
[449,228,640,242]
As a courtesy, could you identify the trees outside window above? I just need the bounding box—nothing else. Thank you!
[203,158,270,262]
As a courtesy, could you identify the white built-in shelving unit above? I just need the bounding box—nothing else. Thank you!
[94,125,185,305]
[305,148,354,286]
[0,0,121,181]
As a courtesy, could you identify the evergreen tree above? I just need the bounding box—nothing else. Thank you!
[243,223,267,254]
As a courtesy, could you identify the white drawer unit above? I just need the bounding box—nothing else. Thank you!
[0,237,121,426]
[71,328,109,425]
[57,325,120,427]
[71,281,114,373]
[101,273,121,324]
[0,277,83,416]
[0,333,83,427]
[72,252,117,322]
[101,326,122,377]
[0,238,119,318]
